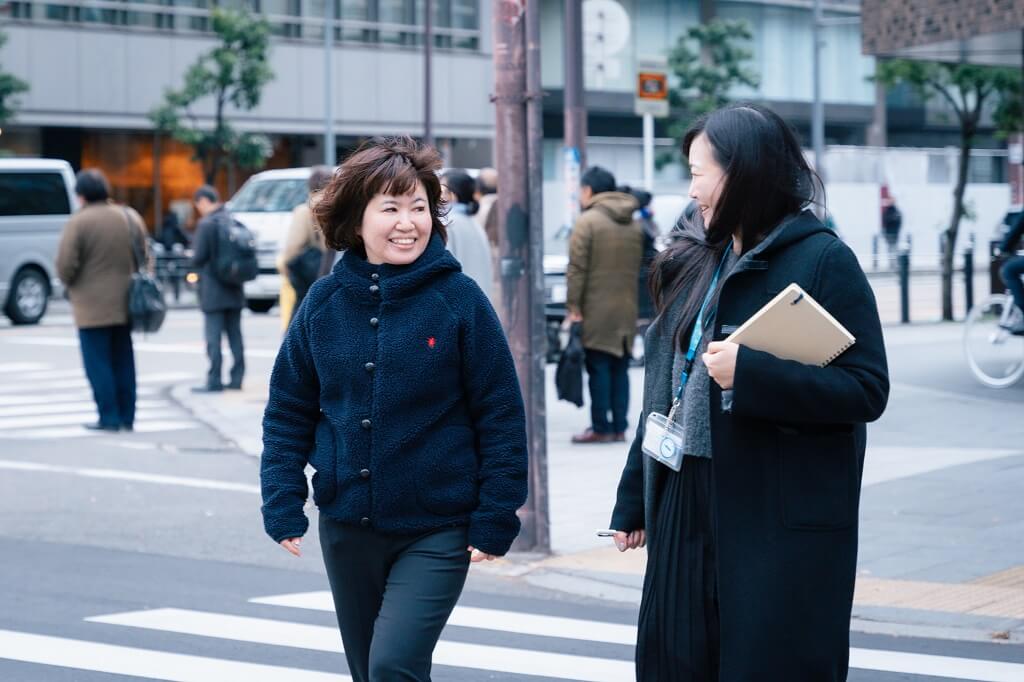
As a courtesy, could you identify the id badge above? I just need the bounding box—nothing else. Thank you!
[642,411,685,472]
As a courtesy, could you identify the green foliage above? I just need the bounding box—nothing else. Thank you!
[149,8,275,184]
[874,60,1022,138]
[666,19,760,145]
[0,31,30,128]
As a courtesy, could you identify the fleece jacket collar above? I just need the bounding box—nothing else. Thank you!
[335,232,462,300]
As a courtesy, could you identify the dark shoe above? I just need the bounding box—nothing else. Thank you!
[83,422,119,432]
[571,428,612,444]
[225,383,242,390]
[191,385,223,394]
[121,424,134,432]
[612,432,627,442]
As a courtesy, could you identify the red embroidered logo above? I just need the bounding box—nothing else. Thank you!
[427,337,436,349]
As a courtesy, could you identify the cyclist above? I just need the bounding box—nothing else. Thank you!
[998,212,1024,334]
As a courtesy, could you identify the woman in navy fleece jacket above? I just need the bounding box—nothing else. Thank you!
[259,136,528,681]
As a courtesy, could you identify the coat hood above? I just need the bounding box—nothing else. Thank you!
[587,191,639,224]
[746,209,834,259]
[335,232,462,299]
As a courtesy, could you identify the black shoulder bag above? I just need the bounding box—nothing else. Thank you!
[124,208,167,334]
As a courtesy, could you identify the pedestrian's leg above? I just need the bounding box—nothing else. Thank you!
[319,516,390,682]
[584,349,612,434]
[110,325,137,429]
[1001,257,1024,314]
[225,308,245,388]
[610,350,630,435]
[78,327,120,428]
[203,311,224,389]
[368,527,470,681]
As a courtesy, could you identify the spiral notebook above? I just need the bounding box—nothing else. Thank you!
[724,283,855,367]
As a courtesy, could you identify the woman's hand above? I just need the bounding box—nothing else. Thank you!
[279,537,302,557]
[703,341,739,389]
[612,530,646,552]
[468,545,497,562]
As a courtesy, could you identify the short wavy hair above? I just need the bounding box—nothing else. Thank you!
[313,136,447,252]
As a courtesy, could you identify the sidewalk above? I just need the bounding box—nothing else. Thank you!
[171,320,1024,646]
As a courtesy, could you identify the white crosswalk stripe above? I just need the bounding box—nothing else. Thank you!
[0,362,200,440]
[0,590,1021,681]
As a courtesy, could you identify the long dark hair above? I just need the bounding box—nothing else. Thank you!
[442,169,479,216]
[651,103,823,351]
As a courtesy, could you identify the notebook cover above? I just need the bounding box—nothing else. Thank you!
[724,283,855,367]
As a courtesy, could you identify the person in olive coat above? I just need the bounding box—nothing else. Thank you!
[609,104,889,681]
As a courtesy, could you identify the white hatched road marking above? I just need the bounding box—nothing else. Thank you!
[0,629,349,682]
[0,362,198,438]
[251,591,637,645]
[0,460,260,493]
[86,608,634,682]
[1,335,280,358]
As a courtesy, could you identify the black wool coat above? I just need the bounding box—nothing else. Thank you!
[190,207,246,313]
[611,210,889,681]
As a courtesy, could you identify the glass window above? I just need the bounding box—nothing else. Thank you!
[262,0,301,37]
[0,172,72,217]
[378,0,413,45]
[227,177,308,212]
[341,0,372,42]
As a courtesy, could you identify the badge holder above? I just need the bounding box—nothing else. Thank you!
[642,402,686,472]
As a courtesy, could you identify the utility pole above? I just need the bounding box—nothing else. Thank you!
[493,0,549,553]
[563,0,586,231]
[811,0,826,185]
[424,0,434,147]
[323,0,336,166]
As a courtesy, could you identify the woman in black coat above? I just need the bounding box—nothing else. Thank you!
[609,104,889,681]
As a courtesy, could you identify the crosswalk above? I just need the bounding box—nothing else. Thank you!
[0,361,199,440]
[0,589,1022,681]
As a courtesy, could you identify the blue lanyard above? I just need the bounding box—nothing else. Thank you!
[676,250,730,401]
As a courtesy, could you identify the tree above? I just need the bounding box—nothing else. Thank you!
[150,8,275,186]
[875,60,1022,321]
[666,19,760,146]
[0,31,29,129]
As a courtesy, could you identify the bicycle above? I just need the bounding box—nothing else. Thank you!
[963,291,1024,388]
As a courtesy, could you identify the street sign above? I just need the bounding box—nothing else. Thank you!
[634,57,669,118]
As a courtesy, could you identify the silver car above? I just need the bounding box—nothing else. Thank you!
[0,159,76,324]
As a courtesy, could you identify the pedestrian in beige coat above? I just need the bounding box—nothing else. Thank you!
[566,166,643,444]
[56,169,148,432]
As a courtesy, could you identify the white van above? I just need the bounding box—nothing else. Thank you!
[0,159,77,324]
[226,167,312,313]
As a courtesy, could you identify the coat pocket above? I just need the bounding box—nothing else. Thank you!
[308,417,338,506]
[416,426,479,517]
[777,427,857,531]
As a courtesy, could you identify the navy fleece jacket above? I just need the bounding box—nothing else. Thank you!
[260,234,528,556]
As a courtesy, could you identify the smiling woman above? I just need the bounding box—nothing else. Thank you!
[261,136,528,682]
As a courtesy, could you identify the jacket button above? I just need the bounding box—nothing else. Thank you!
[364,362,375,372]
[360,517,370,527]
[370,317,379,327]
[361,419,371,429]
[369,284,380,295]
[371,273,380,281]
[360,468,370,479]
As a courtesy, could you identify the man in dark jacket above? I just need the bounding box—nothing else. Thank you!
[566,166,644,444]
[190,185,245,392]
[999,211,1024,333]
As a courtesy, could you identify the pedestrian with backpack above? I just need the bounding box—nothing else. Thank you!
[190,185,256,393]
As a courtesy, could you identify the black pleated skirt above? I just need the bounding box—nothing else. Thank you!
[636,455,720,682]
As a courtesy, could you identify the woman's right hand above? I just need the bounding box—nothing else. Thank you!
[279,537,302,557]
[612,530,645,552]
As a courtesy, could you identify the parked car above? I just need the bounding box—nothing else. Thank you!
[0,158,76,324]
[226,168,312,313]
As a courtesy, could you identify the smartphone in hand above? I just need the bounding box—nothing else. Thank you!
[595,529,617,537]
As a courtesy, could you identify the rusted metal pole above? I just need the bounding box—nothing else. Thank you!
[424,0,434,146]
[493,0,549,553]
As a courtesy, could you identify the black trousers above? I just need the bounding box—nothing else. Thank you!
[78,324,136,429]
[584,348,630,434]
[203,309,244,388]
[319,516,470,682]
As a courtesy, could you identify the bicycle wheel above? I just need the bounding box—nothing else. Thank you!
[964,295,1024,388]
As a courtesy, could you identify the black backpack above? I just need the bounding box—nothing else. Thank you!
[213,213,259,285]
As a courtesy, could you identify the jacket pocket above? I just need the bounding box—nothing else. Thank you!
[777,426,857,531]
[308,417,338,506]
[416,426,479,517]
